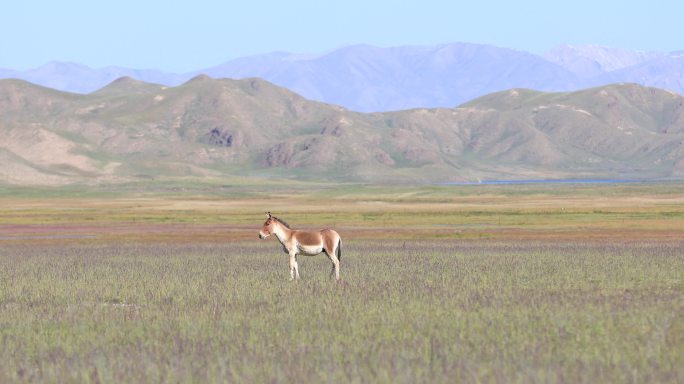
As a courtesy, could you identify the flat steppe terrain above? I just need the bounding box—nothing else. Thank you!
[1,182,682,382]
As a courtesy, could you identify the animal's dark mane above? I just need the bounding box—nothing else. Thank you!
[273,216,291,229]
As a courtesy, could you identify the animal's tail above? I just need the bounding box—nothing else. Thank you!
[336,239,342,264]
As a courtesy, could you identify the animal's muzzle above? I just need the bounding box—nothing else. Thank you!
[259,232,268,239]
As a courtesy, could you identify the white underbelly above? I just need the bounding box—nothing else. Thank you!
[298,244,323,255]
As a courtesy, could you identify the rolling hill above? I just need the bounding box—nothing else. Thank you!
[0,77,683,186]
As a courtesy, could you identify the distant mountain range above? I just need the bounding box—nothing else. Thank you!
[1,43,683,112]
[1,77,682,185]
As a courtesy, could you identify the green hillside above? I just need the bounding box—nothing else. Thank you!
[1,77,683,185]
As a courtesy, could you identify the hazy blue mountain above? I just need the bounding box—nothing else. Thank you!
[591,52,684,93]
[544,44,664,78]
[199,43,581,111]
[0,68,17,78]
[0,43,582,111]
[5,61,187,94]
[1,43,683,112]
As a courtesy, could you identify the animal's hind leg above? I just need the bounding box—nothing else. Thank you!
[332,257,340,281]
[325,250,340,281]
[325,251,336,279]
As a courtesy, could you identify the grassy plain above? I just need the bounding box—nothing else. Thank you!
[0,182,683,382]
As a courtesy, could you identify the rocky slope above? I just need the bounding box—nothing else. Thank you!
[0,77,682,185]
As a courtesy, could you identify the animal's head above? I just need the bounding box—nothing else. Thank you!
[259,212,275,239]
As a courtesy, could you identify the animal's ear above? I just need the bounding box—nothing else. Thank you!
[266,211,272,218]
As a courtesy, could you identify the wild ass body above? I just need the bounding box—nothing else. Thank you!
[259,212,341,281]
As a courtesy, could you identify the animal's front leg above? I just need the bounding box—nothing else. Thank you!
[293,254,300,279]
[289,253,299,280]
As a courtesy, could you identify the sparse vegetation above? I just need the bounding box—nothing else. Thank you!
[0,183,682,382]
[0,240,681,383]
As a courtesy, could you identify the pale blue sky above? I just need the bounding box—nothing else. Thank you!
[1,0,680,72]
